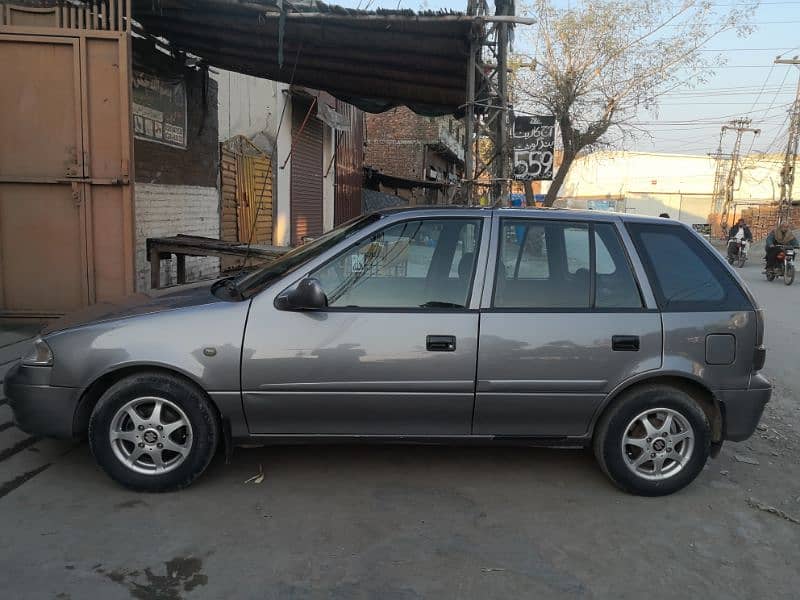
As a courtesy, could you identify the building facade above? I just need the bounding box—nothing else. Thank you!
[365,107,465,205]
[556,151,786,228]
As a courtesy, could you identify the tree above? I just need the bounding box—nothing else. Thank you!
[515,0,756,206]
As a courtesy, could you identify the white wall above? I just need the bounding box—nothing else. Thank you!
[213,70,280,147]
[273,84,293,246]
[135,183,220,291]
[561,151,784,204]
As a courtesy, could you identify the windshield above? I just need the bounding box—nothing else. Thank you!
[230,213,383,298]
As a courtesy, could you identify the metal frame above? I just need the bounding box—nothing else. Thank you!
[463,0,513,207]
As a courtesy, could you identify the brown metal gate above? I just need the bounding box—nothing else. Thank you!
[0,5,133,316]
[291,97,323,245]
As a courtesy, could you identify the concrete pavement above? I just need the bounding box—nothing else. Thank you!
[0,258,798,599]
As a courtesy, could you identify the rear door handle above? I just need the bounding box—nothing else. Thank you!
[612,335,640,351]
[427,335,456,352]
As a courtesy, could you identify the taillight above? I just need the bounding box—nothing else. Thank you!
[777,251,785,261]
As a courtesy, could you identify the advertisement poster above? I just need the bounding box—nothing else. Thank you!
[132,71,187,149]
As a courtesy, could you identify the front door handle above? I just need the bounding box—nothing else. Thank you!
[612,335,640,351]
[427,335,456,352]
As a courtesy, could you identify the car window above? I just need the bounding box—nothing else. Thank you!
[627,222,752,311]
[494,220,591,309]
[594,223,643,309]
[313,218,482,308]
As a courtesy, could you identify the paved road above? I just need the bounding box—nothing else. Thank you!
[1,256,799,600]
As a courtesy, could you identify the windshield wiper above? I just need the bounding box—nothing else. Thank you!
[420,301,465,309]
[211,276,244,301]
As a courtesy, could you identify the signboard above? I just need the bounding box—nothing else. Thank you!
[132,71,187,149]
[513,115,555,181]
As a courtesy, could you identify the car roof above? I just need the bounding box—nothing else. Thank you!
[371,205,684,225]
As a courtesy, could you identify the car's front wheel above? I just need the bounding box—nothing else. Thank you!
[88,372,219,492]
[593,384,711,496]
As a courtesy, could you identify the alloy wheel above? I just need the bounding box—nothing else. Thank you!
[109,396,193,475]
[621,408,695,481]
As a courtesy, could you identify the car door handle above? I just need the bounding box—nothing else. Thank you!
[427,335,456,352]
[612,335,640,351]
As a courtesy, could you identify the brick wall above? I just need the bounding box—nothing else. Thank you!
[365,107,442,180]
[134,184,220,291]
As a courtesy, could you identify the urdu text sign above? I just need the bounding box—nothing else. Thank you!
[513,115,555,181]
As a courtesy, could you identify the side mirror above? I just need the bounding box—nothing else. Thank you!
[275,277,328,311]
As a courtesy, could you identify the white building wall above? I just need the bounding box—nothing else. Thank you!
[273,84,293,246]
[562,151,784,200]
[214,70,280,147]
[559,151,785,224]
[135,183,220,291]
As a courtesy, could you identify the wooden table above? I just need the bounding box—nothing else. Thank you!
[146,235,287,289]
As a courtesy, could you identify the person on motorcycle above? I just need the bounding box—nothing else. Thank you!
[727,217,752,261]
[765,222,799,270]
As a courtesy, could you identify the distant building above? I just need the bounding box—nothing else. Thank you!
[556,150,786,228]
[365,107,465,205]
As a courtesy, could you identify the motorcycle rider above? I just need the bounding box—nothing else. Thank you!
[765,221,799,271]
[727,217,753,261]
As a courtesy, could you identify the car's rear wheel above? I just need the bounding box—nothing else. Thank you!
[593,384,711,496]
[89,372,219,492]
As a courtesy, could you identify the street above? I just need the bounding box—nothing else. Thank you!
[0,251,798,600]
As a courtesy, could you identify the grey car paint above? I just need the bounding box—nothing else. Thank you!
[474,212,663,436]
[241,211,492,435]
[4,206,770,451]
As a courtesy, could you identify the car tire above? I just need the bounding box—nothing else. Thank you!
[88,371,219,492]
[593,384,711,496]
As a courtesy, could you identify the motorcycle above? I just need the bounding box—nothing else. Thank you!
[765,245,796,286]
[726,238,748,268]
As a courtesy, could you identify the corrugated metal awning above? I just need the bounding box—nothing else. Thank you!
[132,0,480,116]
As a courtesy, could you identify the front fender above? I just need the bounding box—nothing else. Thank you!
[46,300,249,393]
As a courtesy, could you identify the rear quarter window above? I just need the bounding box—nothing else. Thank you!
[626,222,752,312]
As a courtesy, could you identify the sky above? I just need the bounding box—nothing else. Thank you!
[335,0,800,157]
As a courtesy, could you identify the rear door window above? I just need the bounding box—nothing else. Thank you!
[494,219,643,310]
[626,223,752,311]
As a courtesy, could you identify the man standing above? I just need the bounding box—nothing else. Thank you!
[765,222,799,271]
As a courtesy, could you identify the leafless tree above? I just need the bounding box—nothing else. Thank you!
[515,0,757,205]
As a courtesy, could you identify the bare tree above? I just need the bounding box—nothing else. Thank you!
[516,0,757,205]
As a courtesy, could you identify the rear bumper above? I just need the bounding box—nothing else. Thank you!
[717,374,772,442]
[3,363,80,439]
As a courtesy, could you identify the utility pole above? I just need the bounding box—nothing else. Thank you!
[462,0,515,207]
[774,58,800,225]
[712,118,760,234]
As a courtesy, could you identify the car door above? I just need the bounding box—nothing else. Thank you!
[241,213,489,436]
[474,214,662,436]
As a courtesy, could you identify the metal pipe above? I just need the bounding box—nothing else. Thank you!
[464,32,477,206]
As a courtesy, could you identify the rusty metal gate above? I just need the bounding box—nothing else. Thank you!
[0,1,134,316]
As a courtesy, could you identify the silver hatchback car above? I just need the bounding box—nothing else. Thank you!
[5,207,771,495]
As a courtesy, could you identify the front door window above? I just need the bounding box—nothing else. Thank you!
[313,218,482,309]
